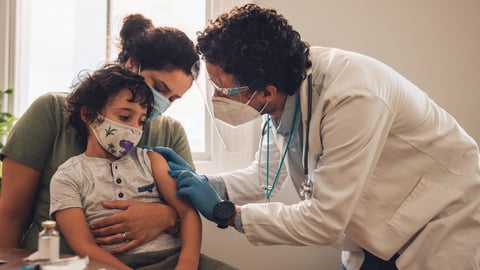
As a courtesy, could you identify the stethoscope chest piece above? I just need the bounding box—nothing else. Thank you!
[300,178,314,200]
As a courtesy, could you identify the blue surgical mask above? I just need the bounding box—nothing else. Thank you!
[149,86,171,120]
[138,64,172,120]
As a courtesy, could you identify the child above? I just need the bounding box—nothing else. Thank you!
[49,64,201,270]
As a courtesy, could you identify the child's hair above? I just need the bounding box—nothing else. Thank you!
[65,64,153,139]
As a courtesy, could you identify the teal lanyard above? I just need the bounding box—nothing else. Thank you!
[265,97,300,201]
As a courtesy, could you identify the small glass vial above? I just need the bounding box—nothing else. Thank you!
[38,220,60,261]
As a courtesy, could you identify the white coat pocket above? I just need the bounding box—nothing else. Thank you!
[388,175,462,236]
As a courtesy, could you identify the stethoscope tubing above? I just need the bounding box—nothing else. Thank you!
[258,75,313,200]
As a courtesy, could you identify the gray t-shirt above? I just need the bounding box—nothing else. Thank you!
[50,148,180,254]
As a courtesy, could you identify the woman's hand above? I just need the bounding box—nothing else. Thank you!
[89,200,178,254]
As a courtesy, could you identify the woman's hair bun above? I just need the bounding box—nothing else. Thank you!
[120,14,154,41]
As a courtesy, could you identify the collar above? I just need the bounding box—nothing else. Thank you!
[272,93,300,137]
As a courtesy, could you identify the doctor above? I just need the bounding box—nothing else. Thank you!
[162,3,480,270]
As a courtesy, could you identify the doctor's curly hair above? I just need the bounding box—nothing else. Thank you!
[196,3,311,95]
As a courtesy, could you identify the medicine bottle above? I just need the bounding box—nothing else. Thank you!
[38,220,60,261]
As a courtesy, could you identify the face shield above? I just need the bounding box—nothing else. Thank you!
[191,60,263,152]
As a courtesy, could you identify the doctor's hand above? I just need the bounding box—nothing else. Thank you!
[144,145,194,172]
[168,170,220,222]
[89,200,178,254]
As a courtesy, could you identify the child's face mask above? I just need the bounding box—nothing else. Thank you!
[89,114,143,158]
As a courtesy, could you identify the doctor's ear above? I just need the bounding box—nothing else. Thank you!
[261,85,278,100]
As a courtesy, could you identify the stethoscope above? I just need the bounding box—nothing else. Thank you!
[258,75,314,202]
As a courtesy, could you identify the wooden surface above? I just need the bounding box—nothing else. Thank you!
[0,248,119,269]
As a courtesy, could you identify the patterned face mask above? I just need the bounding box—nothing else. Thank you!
[89,114,143,158]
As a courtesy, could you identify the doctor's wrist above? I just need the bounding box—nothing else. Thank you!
[233,208,245,233]
[224,206,241,229]
[206,175,228,200]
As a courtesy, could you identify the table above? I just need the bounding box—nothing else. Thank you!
[0,248,120,270]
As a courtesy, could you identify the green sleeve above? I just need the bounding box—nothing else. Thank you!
[0,92,86,254]
[140,115,194,168]
[1,93,66,170]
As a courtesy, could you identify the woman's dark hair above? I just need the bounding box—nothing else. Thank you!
[116,14,198,75]
[196,4,311,95]
[65,64,153,139]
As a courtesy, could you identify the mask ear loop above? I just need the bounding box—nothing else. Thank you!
[246,90,270,114]
[244,91,258,106]
[259,101,269,114]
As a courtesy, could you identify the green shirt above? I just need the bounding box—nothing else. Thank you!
[0,92,193,253]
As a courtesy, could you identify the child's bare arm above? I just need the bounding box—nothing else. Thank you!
[148,151,201,270]
[54,208,132,270]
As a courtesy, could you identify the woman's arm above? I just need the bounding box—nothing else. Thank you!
[0,158,41,247]
[0,94,65,248]
[55,208,132,270]
[148,151,201,270]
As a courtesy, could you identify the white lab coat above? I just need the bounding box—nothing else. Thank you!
[220,47,480,270]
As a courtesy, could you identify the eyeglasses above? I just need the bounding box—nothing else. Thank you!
[191,61,250,95]
[208,80,250,95]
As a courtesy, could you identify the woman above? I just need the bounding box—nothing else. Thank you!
[0,14,196,256]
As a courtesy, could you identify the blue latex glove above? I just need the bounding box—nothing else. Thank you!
[168,169,221,222]
[143,146,194,172]
[167,161,194,172]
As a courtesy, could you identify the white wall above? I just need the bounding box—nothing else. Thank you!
[200,1,480,269]
[259,0,480,143]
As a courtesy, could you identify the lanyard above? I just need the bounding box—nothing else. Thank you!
[259,96,299,201]
[259,74,317,201]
